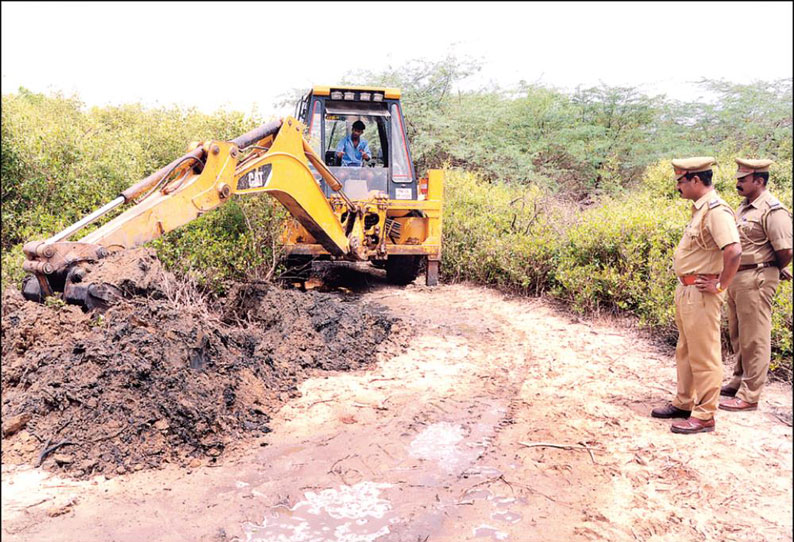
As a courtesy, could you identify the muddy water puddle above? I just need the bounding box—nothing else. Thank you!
[460,486,526,541]
[408,402,507,476]
[408,421,469,472]
[241,481,395,542]
[490,510,522,524]
[473,524,509,540]
[241,401,515,540]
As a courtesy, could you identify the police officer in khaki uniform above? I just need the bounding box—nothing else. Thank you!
[651,157,741,434]
[719,158,793,411]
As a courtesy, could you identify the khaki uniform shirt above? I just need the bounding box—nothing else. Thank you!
[673,191,740,276]
[736,190,793,265]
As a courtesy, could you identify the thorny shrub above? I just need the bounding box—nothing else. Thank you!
[440,168,793,375]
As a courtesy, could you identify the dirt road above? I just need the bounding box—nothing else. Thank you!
[2,267,792,541]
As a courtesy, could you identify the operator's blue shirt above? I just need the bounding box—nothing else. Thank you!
[336,135,372,167]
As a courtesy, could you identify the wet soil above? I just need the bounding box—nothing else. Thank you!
[1,260,791,542]
[1,250,400,478]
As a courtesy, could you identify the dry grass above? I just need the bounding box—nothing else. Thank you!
[156,266,218,324]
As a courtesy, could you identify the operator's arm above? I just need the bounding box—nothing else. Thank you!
[336,137,346,160]
[361,139,372,161]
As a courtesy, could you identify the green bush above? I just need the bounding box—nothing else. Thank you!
[1,244,26,297]
[441,171,561,293]
[771,280,793,375]
[441,167,793,372]
[151,196,287,294]
[552,192,685,320]
[3,76,791,377]
[1,89,272,295]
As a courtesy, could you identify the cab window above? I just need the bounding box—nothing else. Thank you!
[323,115,386,167]
[389,103,413,183]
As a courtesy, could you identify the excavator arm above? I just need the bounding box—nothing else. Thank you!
[21,117,363,306]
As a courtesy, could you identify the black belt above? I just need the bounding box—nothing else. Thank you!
[738,261,777,272]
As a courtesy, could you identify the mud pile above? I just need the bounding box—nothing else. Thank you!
[1,249,401,478]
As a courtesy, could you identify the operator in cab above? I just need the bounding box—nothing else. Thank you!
[336,120,371,167]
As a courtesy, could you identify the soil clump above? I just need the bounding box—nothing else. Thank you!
[1,248,401,479]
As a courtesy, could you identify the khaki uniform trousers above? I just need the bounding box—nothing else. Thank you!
[672,284,724,420]
[726,266,779,404]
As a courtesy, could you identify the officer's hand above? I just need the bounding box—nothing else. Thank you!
[694,275,721,294]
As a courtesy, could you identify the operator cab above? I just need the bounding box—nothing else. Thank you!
[295,86,418,201]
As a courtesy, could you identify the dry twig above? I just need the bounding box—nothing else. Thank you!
[89,425,130,443]
[518,441,597,464]
[307,399,336,409]
[770,412,793,427]
[328,454,354,475]
[36,439,75,467]
[22,498,51,509]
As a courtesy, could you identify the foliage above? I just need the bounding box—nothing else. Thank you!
[440,165,793,372]
[1,244,26,297]
[349,58,792,202]
[2,66,791,376]
[687,78,793,161]
[1,89,257,250]
[441,171,561,294]
[151,196,287,294]
[1,88,275,294]
[771,280,793,377]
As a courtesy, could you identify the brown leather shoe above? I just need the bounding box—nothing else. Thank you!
[651,404,691,419]
[671,417,715,434]
[719,397,758,411]
[720,385,738,397]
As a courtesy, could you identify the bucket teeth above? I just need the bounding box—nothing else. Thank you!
[22,266,120,311]
[22,275,47,303]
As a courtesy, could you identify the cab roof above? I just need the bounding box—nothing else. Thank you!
[312,85,401,99]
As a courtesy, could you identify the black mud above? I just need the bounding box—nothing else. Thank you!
[1,249,403,478]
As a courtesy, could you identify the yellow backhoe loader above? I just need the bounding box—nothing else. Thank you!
[21,86,444,308]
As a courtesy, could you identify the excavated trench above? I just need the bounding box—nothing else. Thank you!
[0,249,402,479]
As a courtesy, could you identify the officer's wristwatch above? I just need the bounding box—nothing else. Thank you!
[715,281,724,293]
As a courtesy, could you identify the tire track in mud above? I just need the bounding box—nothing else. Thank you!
[235,285,535,542]
[1,281,536,542]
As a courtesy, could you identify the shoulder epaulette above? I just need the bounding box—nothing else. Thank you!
[760,197,791,232]
[708,199,722,209]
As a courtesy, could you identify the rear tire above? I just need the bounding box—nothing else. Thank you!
[385,255,421,285]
